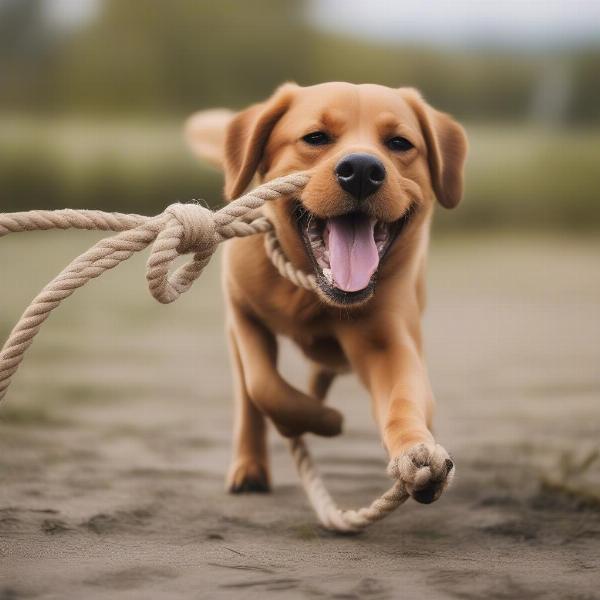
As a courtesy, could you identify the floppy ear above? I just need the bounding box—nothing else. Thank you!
[404,90,468,209]
[185,109,235,169]
[223,83,296,200]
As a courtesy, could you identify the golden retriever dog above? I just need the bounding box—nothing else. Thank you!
[186,82,467,504]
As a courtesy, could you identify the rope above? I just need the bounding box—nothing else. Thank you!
[0,172,408,532]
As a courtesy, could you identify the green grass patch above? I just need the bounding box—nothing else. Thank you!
[536,449,600,511]
[0,404,70,427]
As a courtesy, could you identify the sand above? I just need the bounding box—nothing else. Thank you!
[0,232,599,599]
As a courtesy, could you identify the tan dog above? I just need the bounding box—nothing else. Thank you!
[186,82,467,504]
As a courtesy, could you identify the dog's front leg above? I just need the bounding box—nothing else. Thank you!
[226,325,271,493]
[228,301,343,439]
[339,319,454,504]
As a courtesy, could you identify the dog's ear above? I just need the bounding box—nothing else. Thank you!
[403,89,468,209]
[223,83,297,200]
[185,109,235,169]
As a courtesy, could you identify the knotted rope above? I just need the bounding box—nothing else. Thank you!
[0,172,408,532]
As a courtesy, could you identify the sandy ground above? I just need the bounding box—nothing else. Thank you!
[0,232,599,600]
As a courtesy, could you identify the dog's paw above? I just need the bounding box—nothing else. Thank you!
[387,443,455,504]
[227,460,271,494]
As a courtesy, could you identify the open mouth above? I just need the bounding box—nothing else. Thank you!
[296,205,414,305]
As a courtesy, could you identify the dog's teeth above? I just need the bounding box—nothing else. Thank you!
[375,221,387,234]
[374,222,390,242]
[322,268,333,284]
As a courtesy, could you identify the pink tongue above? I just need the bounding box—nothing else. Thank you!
[327,214,379,292]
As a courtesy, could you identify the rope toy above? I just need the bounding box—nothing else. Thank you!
[0,172,409,532]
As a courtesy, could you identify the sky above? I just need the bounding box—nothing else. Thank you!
[6,0,600,49]
[308,0,600,49]
[39,0,99,30]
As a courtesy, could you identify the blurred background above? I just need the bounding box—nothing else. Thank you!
[1,3,600,595]
[1,0,599,229]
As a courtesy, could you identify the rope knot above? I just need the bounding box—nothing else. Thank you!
[166,202,218,254]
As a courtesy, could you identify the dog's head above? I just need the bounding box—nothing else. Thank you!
[186,82,467,307]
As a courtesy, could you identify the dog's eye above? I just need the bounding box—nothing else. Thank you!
[386,136,414,152]
[302,131,331,146]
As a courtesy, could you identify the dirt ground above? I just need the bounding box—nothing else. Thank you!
[0,232,599,600]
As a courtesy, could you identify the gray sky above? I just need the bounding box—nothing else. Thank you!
[38,0,99,30]
[307,0,600,49]
[7,0,600,49]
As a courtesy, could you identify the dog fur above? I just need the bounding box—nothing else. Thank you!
[186,82,467,503]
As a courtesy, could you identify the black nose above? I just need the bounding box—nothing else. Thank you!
[335,153,386,201]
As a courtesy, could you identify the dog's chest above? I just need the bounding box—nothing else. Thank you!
[258,294,350,370]
[294,333,349,371]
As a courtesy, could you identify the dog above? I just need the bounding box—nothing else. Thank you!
[186,82,467,504]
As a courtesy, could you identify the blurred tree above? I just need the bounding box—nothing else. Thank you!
[0,0,598,121]
[569,49,600,123]
[53,0,310,114]
[0,0,60,110]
